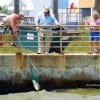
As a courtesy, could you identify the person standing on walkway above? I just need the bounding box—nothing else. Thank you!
[88,11,100,54]
[35,6,60,54]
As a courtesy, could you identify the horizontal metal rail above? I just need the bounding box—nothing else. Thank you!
[0,25,100,54]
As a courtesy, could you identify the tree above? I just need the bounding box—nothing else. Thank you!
[53,0,58,20]
[0,6,1,10]
[14,0,20,14]
[94,0,100,13]
[0,5,11,14]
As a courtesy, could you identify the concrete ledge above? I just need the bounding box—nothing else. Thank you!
[0,53,100,83]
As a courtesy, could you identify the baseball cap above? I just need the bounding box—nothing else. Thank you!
[43,6,50,12]
[19,12,24,19]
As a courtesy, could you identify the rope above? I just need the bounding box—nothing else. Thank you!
[16,29,40,91]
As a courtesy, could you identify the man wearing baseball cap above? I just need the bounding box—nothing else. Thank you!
[36,5,60,54]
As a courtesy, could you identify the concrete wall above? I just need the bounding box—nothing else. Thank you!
[0,53,100,83]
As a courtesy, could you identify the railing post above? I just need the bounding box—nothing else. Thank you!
[60,27,63,53]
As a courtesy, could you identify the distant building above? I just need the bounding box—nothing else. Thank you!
[53,0,79,24]
[57,0,96,23]
[79,0,95,17]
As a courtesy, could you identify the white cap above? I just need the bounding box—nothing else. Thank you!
[43,6,50,12]
[19,12,24,18]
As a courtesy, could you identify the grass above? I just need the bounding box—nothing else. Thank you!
[63,31,90,53]
[0,34,34,54]
[56,88,100,96]
[0,31,92,53]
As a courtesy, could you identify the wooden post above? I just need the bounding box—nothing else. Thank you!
[15,53,24,69]
[52,0,58,21]
[94,0,100,14]
[14,0,20,14]
[0,34,3,46]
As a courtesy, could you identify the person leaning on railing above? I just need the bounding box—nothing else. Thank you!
[35,5,60,54]
[0,13,24,47]
[88,11,100,54]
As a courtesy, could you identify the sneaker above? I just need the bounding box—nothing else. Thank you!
[45,52,48,54]
[37,51,42,54]
[96,49,100,54]
[88,49,93,54]
[92,48,97,53]
[88,51,92,54]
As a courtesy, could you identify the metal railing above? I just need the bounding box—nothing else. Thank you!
[0,24,100,54]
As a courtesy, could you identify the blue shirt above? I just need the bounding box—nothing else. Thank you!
[35,12,58,25]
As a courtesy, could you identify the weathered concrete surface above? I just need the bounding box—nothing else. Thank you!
[0,90,100,100]
[0,53,100,83]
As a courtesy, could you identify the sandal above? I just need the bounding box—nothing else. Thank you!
[88,50,93,54]
[88,51,93,54]
[96,51,100,54]
[96,49,100,54]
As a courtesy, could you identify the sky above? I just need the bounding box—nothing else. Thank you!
[0,0,51,16]
[0,0,79,9]
[31,0,51,16]
[0,0,11,6]
[0,0,51,7]
[0,0,79,17]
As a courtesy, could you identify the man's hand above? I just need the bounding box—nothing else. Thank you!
[56,23,61,27]
[36,26,40,31]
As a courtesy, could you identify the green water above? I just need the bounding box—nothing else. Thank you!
[56,88,100,96]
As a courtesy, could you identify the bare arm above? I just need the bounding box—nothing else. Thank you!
[10,18,18,34]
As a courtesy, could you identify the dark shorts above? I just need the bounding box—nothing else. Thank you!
[3,26,13,34]
[90,31,99,41]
